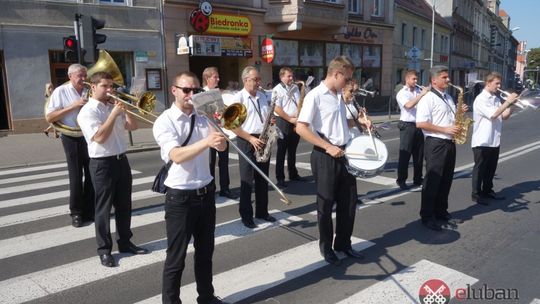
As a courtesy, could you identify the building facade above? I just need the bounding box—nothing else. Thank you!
[0,0,164,133]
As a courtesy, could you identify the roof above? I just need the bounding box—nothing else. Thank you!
[395,0,453,30]
[499,9,508,17]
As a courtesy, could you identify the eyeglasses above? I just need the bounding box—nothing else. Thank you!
[173,86,204,94]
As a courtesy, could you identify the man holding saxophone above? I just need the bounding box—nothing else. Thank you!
[471,72,517,205]
[232,66,276,229]
[416,66,468,231]
[46,64,94,228]
[273,67,304,188]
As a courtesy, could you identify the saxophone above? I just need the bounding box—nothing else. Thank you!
[449,83,473,145]
[255,94,278,162]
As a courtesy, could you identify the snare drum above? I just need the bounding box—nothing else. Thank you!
[345,135,388,178]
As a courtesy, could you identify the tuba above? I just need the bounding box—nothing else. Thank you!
[449,83,473,144]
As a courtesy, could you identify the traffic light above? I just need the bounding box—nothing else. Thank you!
[63,36,78,63]
[81,15,106,63]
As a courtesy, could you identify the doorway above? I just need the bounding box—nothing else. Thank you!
[189,56,240,90]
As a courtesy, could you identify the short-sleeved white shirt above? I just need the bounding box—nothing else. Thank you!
[77,98,127,157]
[153,104,213,190]
[396,85,421,122]
[416,90,456,140]
[297,82,350,146]
[272,83,300,117]
[46,82,86,130]
[233,89,270,134]
[471,89,502,148]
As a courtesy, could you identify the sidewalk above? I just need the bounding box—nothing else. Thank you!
[0,113,399,169]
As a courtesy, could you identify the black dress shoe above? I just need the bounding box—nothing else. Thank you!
[484,191,505,200]
[118,243,149,255]
[219,189,239,200]
[336,248,365,259]
[277,180,288,188]
[289,175,305,182]
[422,219,442,231]
[71,215,83,228]
[396,181,409,190]
[206,296,230,304]
[99,254,116,267]
[241,219,257,229]
[436,213,452,221]
[413,179,423,186]
[322,251,341,266]
[256,215,277,222]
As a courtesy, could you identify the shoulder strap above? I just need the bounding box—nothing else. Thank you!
[166,114,196,169]
[430,88,455,115]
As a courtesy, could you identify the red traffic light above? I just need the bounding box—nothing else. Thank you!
[64,37,75,48]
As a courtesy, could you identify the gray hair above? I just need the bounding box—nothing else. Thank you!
[68,64,87,75]
[241,66,258,81]
[202,66,218,86]
[429,65,448,80]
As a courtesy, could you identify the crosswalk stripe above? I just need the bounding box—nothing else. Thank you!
[0,210,302,304]
[335,259,478,304]
[0,163,67,176]
[0,171,67,185]
[136,237,374,304]
[0,170,143,195]
[0,196,238,259]
[530,299,540,304]
[0,190,162,228]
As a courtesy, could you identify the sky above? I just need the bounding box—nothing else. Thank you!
[500,0,540,49]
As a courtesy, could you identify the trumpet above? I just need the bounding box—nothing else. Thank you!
[106,91,158,124]
[415,84,430,91]
[354,88,376,97]
[497,88,531,110]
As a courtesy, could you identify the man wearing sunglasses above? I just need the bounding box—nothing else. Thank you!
[203,67,238,200]
[153,71,228,304]
[230,66,276,229]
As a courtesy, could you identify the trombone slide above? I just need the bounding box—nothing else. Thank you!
[107,93,155,124]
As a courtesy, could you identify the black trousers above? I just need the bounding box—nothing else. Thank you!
[397,121,424,184]
[89,155,133,255]
[162,185,216,304]
[209,143,230,191]
[61,134,94,218]
[311,147,357,254]
[275,117,300,181]
[472,146,500,196]
[421,137,456,220]
[236,136,270,221]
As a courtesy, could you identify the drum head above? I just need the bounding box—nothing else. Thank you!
[345,135,388,176]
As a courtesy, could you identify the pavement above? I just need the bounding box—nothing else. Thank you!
[0,113,399,169]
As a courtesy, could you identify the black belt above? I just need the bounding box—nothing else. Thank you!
[400,120,416,124]
[426,136,453,143]
[168,182,215,197]
[92,153,126,160]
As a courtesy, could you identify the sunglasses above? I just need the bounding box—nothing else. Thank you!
[173,86,204,94]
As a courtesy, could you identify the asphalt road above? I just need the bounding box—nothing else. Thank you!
[0,109,539,304]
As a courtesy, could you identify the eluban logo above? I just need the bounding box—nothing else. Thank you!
[419,279,451,304]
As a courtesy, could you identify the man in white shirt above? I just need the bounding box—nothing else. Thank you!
[46,64,94,227]
[231,66,276,229]
[203,67,238,200]
[416,65,467,231]
[396,70,428,190]
[471,72,517,205]
[77,71,148,268]
[153,71,228,304]
[296,56,367,266]
[273,67,304,188]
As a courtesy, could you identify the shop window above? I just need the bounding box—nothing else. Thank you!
[100,0,131,5]
[342,44,362,67]
[348,0,361,14]
[299,41,324,67]
[273,40,299,66]
[326,43,341,65]
[363,46,381,68]
[371,0,383,17]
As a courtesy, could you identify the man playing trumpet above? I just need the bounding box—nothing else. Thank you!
[471,72,517,205]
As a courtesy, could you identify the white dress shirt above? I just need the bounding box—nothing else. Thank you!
[77,98,128,157]
[272,83,300,117]
[471,89,503,148]
[233,89,270,134]
[153,104,213,190]
[397,85,421,122]
[297,82,350,146]
[416,90,456,140]
[46,82,86,130]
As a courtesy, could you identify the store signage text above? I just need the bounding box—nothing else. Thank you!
[205,13,252,36]
[344,26,381,43]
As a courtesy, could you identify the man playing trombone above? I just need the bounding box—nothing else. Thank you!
[153,71,228,304]
[77,71,148,268]
[471,72,517,205]
[395,70,428,190]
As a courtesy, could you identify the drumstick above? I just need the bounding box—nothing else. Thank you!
[360,109,379,157]
[346,151,379,158]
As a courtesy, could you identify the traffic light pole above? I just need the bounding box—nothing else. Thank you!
[74,14,83,65]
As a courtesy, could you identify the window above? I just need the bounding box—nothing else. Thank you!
[401,23,407,45]
[412,27,417,47]
[371,0,383,17]
[433,33,437,53]
[348,0,360,14]
[421,29,426,49]
[100,0,128,4]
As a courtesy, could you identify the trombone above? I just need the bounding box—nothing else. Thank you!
[106,91,158,124]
